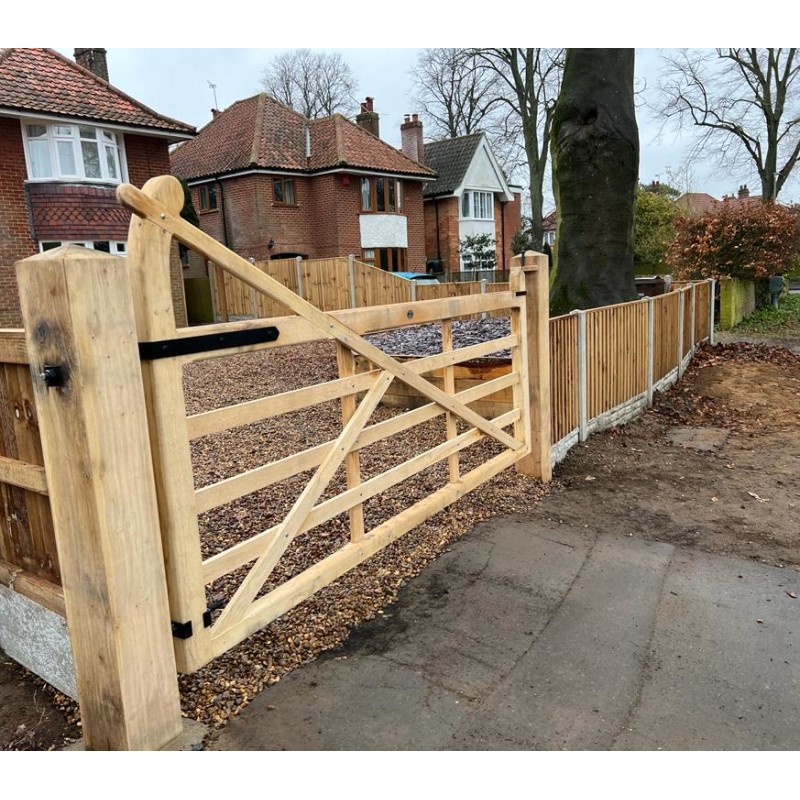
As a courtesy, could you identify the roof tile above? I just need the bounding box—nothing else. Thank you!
[0,48,194,136]
[171,93,435,181]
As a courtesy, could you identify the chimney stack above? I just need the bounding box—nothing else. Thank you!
[356,96,380,138]
[738,184,750,199]
[401,113,424,165]
[74,48,109,82]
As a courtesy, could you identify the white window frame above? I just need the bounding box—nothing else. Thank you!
[460,190,494,221]
[22,120,128,185]
[39,240,127,256]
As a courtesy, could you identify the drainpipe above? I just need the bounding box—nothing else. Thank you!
[434,198,441,262]
[217,178,229,248]
[500,202,506,270]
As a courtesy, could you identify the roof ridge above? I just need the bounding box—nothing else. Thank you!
[41,48,193,133]
[251,93,266,166]
[261,92,311,124]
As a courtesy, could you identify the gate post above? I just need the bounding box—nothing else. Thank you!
[16,246,182,750]
[514,251,552,481]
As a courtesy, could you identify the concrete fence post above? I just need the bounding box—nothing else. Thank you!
[295,256,304,300]
[708,278,716,344]
[348,254,358,309]
[16,246,182,750]
[574,308,588,441]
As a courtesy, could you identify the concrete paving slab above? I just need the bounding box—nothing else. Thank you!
[614,551,800,750]
[451,534,674,750]
[209,515,800,752]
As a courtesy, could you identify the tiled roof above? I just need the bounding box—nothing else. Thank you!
[422,133,484,197]
[675,192,719,216]
[171,93,435,181]
[0,48,194,136]
[542,211,557,231]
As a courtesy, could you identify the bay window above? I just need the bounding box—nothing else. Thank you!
[23,121,125,183]
[460,190,494,220]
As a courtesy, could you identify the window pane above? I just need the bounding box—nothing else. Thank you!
[208,186,217,209]
[105,145,118,180]
[28,139,52,178]
[81,141,101,178]
[54,125,72,137]
[376,178,385,212]
[388,179,395,212]
[284,179,294,205]
[26,124,47,138]
[103,130,115,142]
[397,181,402,211]
[361,178,371,211]
[41,241,60,251]
[79,126,97,140]
[58,140,77,175]
[273,178,283,203]
[115,242,127,254]
[462,192,470,218]
[92,241,111,253]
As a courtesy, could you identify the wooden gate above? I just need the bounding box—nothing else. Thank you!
[116,177,551,673]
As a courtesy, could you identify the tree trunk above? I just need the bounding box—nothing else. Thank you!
[549,49,639,313]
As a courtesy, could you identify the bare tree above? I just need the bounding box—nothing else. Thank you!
[473,48,564,249]
[261,49,358,118]
[656,48,800,201]
[410,49,500,138]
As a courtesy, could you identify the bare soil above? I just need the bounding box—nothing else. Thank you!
[1,339,798,749]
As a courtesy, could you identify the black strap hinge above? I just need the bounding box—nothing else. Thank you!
[515,290,527,297]
[171,619,193,640]
[140,326,280,360]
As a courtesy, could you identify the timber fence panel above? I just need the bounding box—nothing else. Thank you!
[653,291,680,382]
[549,314,579,445]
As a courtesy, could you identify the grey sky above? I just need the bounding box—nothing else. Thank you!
[48,46,797,208]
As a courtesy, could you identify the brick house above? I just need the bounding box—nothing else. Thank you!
[170,94,435,274]
[0,48,195,326]
[410,128,523,276]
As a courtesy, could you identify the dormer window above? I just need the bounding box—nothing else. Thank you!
[23,121,125,183]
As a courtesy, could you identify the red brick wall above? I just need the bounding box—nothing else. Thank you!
[423,196,460,273]
[191,172,428,270]
[0,118,37,324]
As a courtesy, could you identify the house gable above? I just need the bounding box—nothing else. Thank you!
[456,138,514,202]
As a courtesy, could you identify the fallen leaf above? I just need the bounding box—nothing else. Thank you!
[711,497,718,502]
[747,491,769,503]
[788,591,797,599]
[757,619,764,624]
[585,475,596,481]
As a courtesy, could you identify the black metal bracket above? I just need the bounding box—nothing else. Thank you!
[140,326,280,361]
[203,597,227,628]
[40,365,67,388]
[515,291,527,297]
[171,620,193,640]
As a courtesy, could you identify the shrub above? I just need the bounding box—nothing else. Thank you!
[459,233,496,270]
[666,201,799,281]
